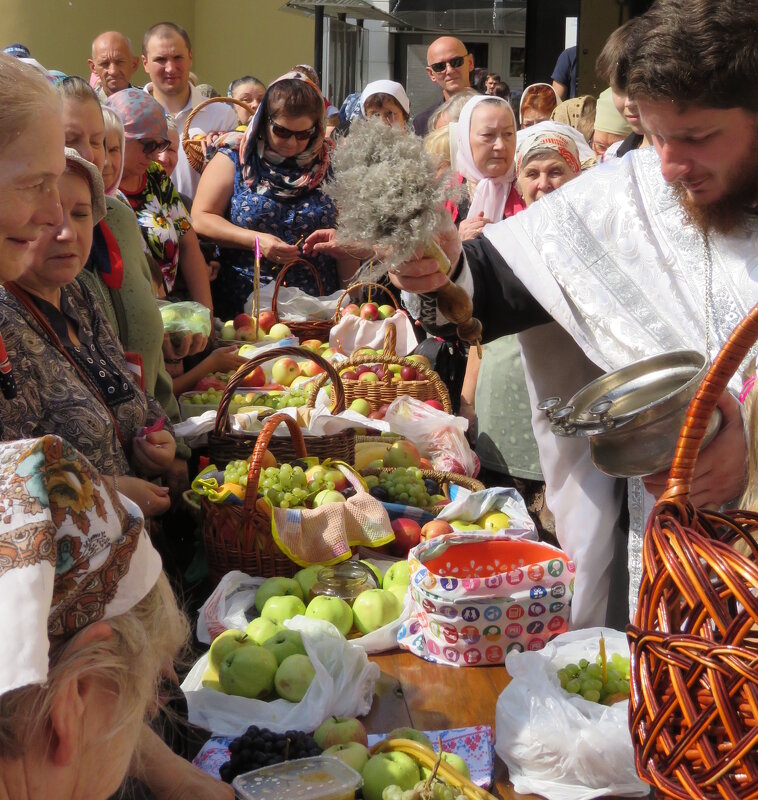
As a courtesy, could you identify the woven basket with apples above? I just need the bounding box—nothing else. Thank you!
[270,258,337,341]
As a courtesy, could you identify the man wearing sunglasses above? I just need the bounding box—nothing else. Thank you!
[412,36,475,136]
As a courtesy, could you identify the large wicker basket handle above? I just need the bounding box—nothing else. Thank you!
[307,351,453,414]
[333,281,399,322]
[664,301,758,501]
[180,96,252,152]
[242,412,307,512]
[270,258,325,323]
[213,345,346,436]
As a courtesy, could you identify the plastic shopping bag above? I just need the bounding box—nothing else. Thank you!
[495,627,648,800]
[181,617,380,737]
[384,395,479,476]
[329,312,418,356]
[196,571,263,645]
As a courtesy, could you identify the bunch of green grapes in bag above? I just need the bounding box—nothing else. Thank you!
[257,463,312,509]
[223,459,250,487]
[376,467,432,507]
[254,386,310,410]
[557,651,631,704]
[383,780,464,800]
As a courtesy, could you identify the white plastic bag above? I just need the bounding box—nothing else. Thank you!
[384,396,479,476]
[181,616,380,737]
[436,486,537,537]
[196,571,263,645]
[495,627,648,800]
[248,283,342,321]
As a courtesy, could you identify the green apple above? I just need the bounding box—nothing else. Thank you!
[268,323,292,340]
[294,564,323,599]
[262,629,307,664]
[359,560,383,588]
[305,595,353,637]
[386,727,434,750]
[349,398,372,416]
[220,321,236,341]
[313,716,369,748]
[312,489,346,507]
[322,742,370,773]
[254,576,304,614]
[208,628,253,670]
[382,560,410,590]
[260,594,306,624]
[449,519,483,531]
[377,304,395,320]
[361,752,420,800]
[477,511,511,531]
[274,653,315,701]
[351,589,402,634]
[218,645,278,699]
[383,441,421,469]
[420,752,470,780]
[386,584,407,605]
[244,617,282,645]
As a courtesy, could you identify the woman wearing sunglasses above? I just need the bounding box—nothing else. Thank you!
[193,71,357,320]
[108,88,212,310]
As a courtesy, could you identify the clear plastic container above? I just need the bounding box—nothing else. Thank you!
[232,755,362,800]
[310,561,379,604]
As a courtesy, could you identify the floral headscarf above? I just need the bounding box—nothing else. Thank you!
[516,128,582,175]
[239,70,331,200]
[456,95,517,221]
[107,87,169,143]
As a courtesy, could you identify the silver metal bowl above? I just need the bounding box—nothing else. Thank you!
[537,350,721,478]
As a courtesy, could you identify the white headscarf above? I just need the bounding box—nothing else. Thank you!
[359,80,410,117]
[456,94,517,221]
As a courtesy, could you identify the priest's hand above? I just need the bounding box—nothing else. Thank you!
[642,391,747,507]
[387,224,462,294]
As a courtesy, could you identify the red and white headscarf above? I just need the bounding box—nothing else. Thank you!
[516,129,582,176]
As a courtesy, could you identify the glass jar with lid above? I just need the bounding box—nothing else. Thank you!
[310,561,379,604]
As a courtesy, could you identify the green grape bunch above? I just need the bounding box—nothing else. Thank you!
[557,649,631,705]
[376,467,433,507]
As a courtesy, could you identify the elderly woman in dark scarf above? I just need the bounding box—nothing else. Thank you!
[192,70,359,321]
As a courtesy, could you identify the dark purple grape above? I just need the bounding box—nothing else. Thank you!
[369,485,389,501]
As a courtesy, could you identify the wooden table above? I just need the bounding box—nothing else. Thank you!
[363,649,537,800]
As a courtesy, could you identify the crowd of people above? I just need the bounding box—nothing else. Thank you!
[0,0,756,795]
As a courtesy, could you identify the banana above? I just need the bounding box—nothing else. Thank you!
[369,739,498,800]
[353,442,392,471]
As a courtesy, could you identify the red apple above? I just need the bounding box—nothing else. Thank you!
[300,339,323,351]
[313,716,368,748]
[323,468,348,492]
[368,410,385,420]
[257,310,276,333]
[420,519,454,541]
[424,399,444,411]
[355,365,372,376]
[360,303,379,321]
[241,366,265,387]
[233,313,251,330]
[300,361,326,378]
[391,518,422,555]
[342,304,360,317]
[340,370,358,381]
[400,366,418,381]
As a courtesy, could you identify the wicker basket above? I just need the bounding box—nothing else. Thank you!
[181,96,253,174]
[374,466,484,513]
[202,413,305,584]
[310,342,452,413]
[333,280,399,322]
[627,303,758,800]
[271,259,335,342]
[207,345,355,468]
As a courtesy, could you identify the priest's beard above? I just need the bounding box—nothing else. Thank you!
[674,148,758,235]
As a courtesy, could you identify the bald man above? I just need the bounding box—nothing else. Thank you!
[88,31,139,99]
[412,36,475,135]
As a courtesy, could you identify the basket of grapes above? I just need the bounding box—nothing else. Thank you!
[208,345,355,468]
[270,258,337,342]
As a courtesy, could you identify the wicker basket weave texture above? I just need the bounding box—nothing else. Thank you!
[270,258,335,342]
[628,302,758,800]
[180,96,253,173]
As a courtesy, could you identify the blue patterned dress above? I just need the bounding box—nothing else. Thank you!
[211,147,339,320]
